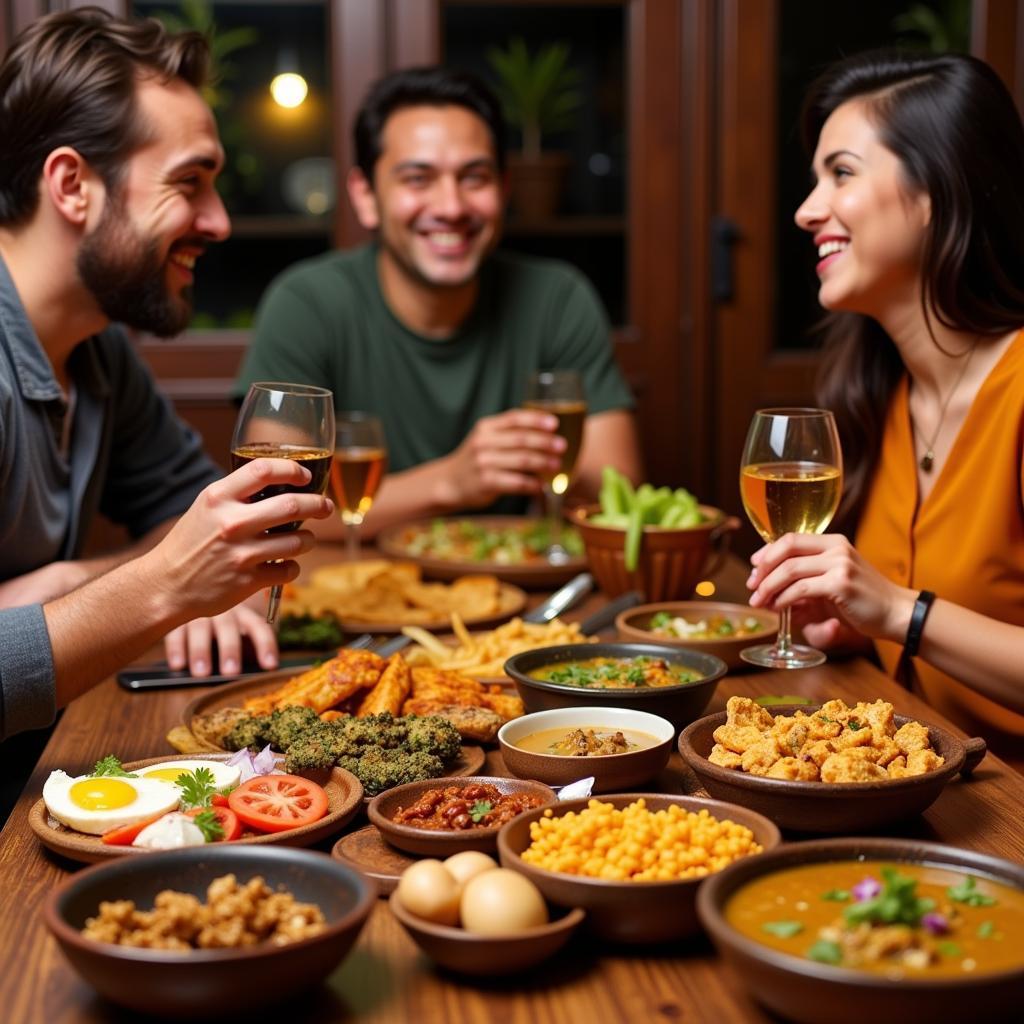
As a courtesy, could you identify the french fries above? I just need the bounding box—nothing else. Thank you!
[402,614,597,678]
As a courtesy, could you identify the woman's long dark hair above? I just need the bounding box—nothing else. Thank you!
[803,51,1024,529]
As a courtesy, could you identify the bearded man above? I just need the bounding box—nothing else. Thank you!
[0,7,281,679]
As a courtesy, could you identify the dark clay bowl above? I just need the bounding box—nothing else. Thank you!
[389,890,584,976]
[497,793,781,944]
[498,706,675,792]
[697,837,1024,1024]
[678,705,987,834]
[367,776,557,857]
[44,845,375,1017]
[503,642,727,734]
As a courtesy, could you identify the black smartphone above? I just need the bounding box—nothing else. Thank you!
[116,654,315,692]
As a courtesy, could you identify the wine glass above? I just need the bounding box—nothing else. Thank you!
[739,407,842,669]
[330,412,388,559]
[523,370,587,564]
[231,382,335,623]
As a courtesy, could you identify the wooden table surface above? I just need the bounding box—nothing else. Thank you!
[3,547,1023,1024]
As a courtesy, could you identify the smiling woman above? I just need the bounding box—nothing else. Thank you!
[744,50,1024,745]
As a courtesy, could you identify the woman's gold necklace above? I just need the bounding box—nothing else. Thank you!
[913,339,979,473]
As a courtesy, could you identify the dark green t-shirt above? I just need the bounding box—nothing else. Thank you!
[236,244,634,483]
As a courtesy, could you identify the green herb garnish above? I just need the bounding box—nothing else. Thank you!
[847,719,863,731]
[175,767,218,810]
[807,939,843,964]
[821,889,851,902]
[761,920,804,938]
[977,921,996,939]
[91,755,137,778]
[469,800,493,824]
[938,941,962,958]
[843,867,934,927]
[191,809,224,842]
[650,612,673,629]
[947,875,997,907]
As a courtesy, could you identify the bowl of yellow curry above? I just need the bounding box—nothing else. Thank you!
[503,642,727,733]
[697,837,1024,1024]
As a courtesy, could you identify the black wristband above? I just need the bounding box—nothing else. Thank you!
[904,590,935,658]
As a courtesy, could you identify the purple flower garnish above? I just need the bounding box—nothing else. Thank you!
[852,876,882,902]
[922,912,949,935]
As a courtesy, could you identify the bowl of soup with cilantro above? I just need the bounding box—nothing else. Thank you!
[697,837,1024,1024]
[504,643,726,733]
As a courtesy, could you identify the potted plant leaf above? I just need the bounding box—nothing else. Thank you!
[486,36,583,220]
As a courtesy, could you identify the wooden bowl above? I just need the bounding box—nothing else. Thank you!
[503,642,727,734]
[388,890,584,976]
[498,707,674,792]
[497,793,781,944]
[570,503,740,601]
[678,706,987,833]
[367,776,556,857]
[697,837,1024,1024]
[616,601,778,670]
[44,845,375,1017]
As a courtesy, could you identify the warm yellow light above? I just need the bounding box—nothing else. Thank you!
[270,72,308,109]
[695,580,716,597]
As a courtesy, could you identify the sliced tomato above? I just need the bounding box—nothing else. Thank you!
[100,811,168,846]
[211,793,230,808]
[186,805,243,841]
[227,774,328,834]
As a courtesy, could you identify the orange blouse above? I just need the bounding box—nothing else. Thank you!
[856,329,1024,736]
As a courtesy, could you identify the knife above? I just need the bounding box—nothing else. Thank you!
[116,633,377,691]
[372,572,596,658]
[576,589,646,634]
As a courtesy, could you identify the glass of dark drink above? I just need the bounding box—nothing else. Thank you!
[232,382,335,623]
[330,412,388,560]
[523,369,587,564]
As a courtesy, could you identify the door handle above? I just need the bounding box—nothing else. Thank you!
[711,216,741,302]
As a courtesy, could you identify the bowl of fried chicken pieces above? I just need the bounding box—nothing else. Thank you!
[678,697,987,833]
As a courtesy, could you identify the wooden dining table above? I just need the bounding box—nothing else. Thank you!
[2,545,1023,1024]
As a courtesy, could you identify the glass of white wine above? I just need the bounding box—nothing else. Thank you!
[231,382,335,623]
[330,412,388,560]
[523,370,587,564]
[739,407,842,669]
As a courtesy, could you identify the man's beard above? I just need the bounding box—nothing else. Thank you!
[77,199,193,337]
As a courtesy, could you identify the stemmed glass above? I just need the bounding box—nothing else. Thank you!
[330,412,388,560]
[231,382,335,623]
[739,407,842,669]
[523,370,587,564]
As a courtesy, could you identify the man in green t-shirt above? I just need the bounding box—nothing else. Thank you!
[236,67,641,535]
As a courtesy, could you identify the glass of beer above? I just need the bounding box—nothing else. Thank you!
[231,382,335,623]
[523,369,587,564]
[330,412,388,560]
[739,407,842,669]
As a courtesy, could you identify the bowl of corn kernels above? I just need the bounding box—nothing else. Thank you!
[496,794,780,944]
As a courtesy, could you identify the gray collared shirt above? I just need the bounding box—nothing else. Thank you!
[0,253,221,740]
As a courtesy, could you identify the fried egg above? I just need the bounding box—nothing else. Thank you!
[42,770,181,835]
[138,759,241,792]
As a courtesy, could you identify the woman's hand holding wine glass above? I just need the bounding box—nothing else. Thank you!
[739,407,842,669]
[232,382,335,623]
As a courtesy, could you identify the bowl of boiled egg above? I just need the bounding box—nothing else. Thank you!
[389,851,585,975]
[29,752,363,862]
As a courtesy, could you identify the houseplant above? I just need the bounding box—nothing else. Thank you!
[486,37,583,220]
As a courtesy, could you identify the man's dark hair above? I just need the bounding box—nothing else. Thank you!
[0,6,210,227]
[353,66,506,180]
